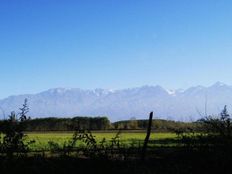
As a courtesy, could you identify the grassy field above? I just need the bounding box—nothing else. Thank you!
[26,131,178,151]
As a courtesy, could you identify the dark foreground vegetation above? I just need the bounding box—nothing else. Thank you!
[1,100,232,174]
[1,149,231,174]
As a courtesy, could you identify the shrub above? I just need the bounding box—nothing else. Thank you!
[0,99,35,157]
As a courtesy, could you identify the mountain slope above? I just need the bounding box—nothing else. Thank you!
[0,83,232,121]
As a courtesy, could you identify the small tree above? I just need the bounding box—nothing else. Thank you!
[201,105,232,137]
[0,99,34,157]
[19,98,29,122]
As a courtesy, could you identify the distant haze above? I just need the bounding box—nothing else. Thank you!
[0,82,231,122]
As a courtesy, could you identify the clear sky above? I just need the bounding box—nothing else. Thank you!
[0,0,232,99]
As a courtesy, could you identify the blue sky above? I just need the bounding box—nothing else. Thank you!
[0,0,232,99]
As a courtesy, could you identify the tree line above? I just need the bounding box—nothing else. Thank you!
[19,117,110,131]
[0,116,197,131]
[114,119,198,132]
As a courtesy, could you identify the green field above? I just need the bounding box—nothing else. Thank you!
[26,131,178,151]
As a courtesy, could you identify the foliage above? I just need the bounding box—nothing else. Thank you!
[19,116,111,131]
[199,105,232,137]
[0,116,199,132]
[178,106,232,148]
[0,99,35,157]
[46,129,124,159]
[114,119,198,132]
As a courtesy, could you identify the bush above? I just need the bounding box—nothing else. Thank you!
[0,99,35,157]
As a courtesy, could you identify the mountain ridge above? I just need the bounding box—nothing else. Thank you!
[0,82,231,121]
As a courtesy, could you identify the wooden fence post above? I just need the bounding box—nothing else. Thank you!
[141,112,153,161]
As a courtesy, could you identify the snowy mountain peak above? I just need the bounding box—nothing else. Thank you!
[211,81,227,87]
[0,82,232,121]
[93,88,114,96]
[40,88,82,96]
[47,88,70,93]
[166,89,176,96]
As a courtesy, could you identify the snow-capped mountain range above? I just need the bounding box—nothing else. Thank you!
[0,82,232,121]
